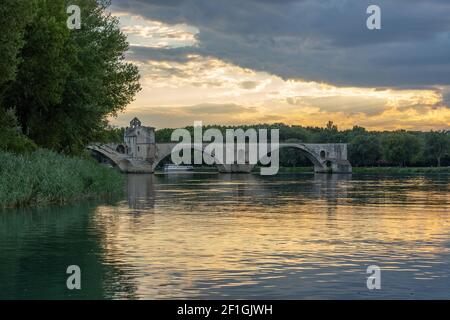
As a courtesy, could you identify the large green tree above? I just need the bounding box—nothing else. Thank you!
[0,0,32,95]
[382,132,422,167]
[3,0,141,153]
[349,134,381,167]
[425,131,450,167]
[5,0,70,144]
[0,0,35,153]
[57,0,141,153]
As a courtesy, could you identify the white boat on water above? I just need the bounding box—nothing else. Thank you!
[163,164,194,172]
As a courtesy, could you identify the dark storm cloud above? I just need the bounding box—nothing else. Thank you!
[112,0,450,88]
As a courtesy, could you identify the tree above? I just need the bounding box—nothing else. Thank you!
[5,0,70,145]
[326,120,338,131]
[349,134,381,166]
[57,0,141,153]
[425,131,450,167]
[382,132,422,167]
[314,121,341,143]
[0,0,36,154]
[3,0,141,153]
[0,108,37,153]
[0,0,32,99]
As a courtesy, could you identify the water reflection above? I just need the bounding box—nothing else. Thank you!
[1,173,450,299]
[93,173,450,299]
[127,174,155,212]
[0,201,136,299]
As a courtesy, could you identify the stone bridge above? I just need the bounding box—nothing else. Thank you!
[88,142,352,174]
[88,144,154,173]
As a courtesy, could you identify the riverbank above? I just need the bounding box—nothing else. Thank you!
[277,166,450,174]
[353,167,450,174]
[0,149,124,209]
[161,166,450,174]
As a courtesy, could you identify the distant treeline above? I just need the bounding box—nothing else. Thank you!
[106,121,450,168]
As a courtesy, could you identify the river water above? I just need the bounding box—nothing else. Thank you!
[1,173,449,299]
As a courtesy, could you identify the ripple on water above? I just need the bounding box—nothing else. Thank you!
[0,173,449,299]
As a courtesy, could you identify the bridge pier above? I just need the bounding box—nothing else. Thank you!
[123,163,154,174]
[314,160,352,174]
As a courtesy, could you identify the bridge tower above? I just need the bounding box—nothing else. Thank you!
[124,117,156,163]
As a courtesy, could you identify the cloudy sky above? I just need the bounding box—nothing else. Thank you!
[109,0,450,130]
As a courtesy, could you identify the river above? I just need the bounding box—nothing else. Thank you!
[1,173,449,299]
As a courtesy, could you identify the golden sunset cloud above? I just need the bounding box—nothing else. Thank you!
[110,14,450,130]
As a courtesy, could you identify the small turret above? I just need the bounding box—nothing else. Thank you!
[130,117,142,128]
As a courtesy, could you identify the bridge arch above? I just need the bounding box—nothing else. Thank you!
[152,143,226,171]
[87,145,132,172]
[259,143,327,172]
[88,145,155,173]
[154,143,329,173]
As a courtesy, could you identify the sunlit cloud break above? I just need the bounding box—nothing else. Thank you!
[118,14,199,49]
[110,6,450,131]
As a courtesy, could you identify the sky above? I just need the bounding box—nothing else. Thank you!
[108,0,450,130]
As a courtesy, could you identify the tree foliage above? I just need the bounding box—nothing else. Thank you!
[425,131,450,167]
[1,0,141,153]
[381,132,422,167]
[348,134,381,167]
[0,0,32,94]
[0,108,37,154]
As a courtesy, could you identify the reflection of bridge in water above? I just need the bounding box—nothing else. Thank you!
[125,173,351,213]
[87,118,351,174]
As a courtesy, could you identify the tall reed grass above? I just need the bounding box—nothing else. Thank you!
[0,149,124,208]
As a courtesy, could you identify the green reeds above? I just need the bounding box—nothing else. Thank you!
[0,149,124,208]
